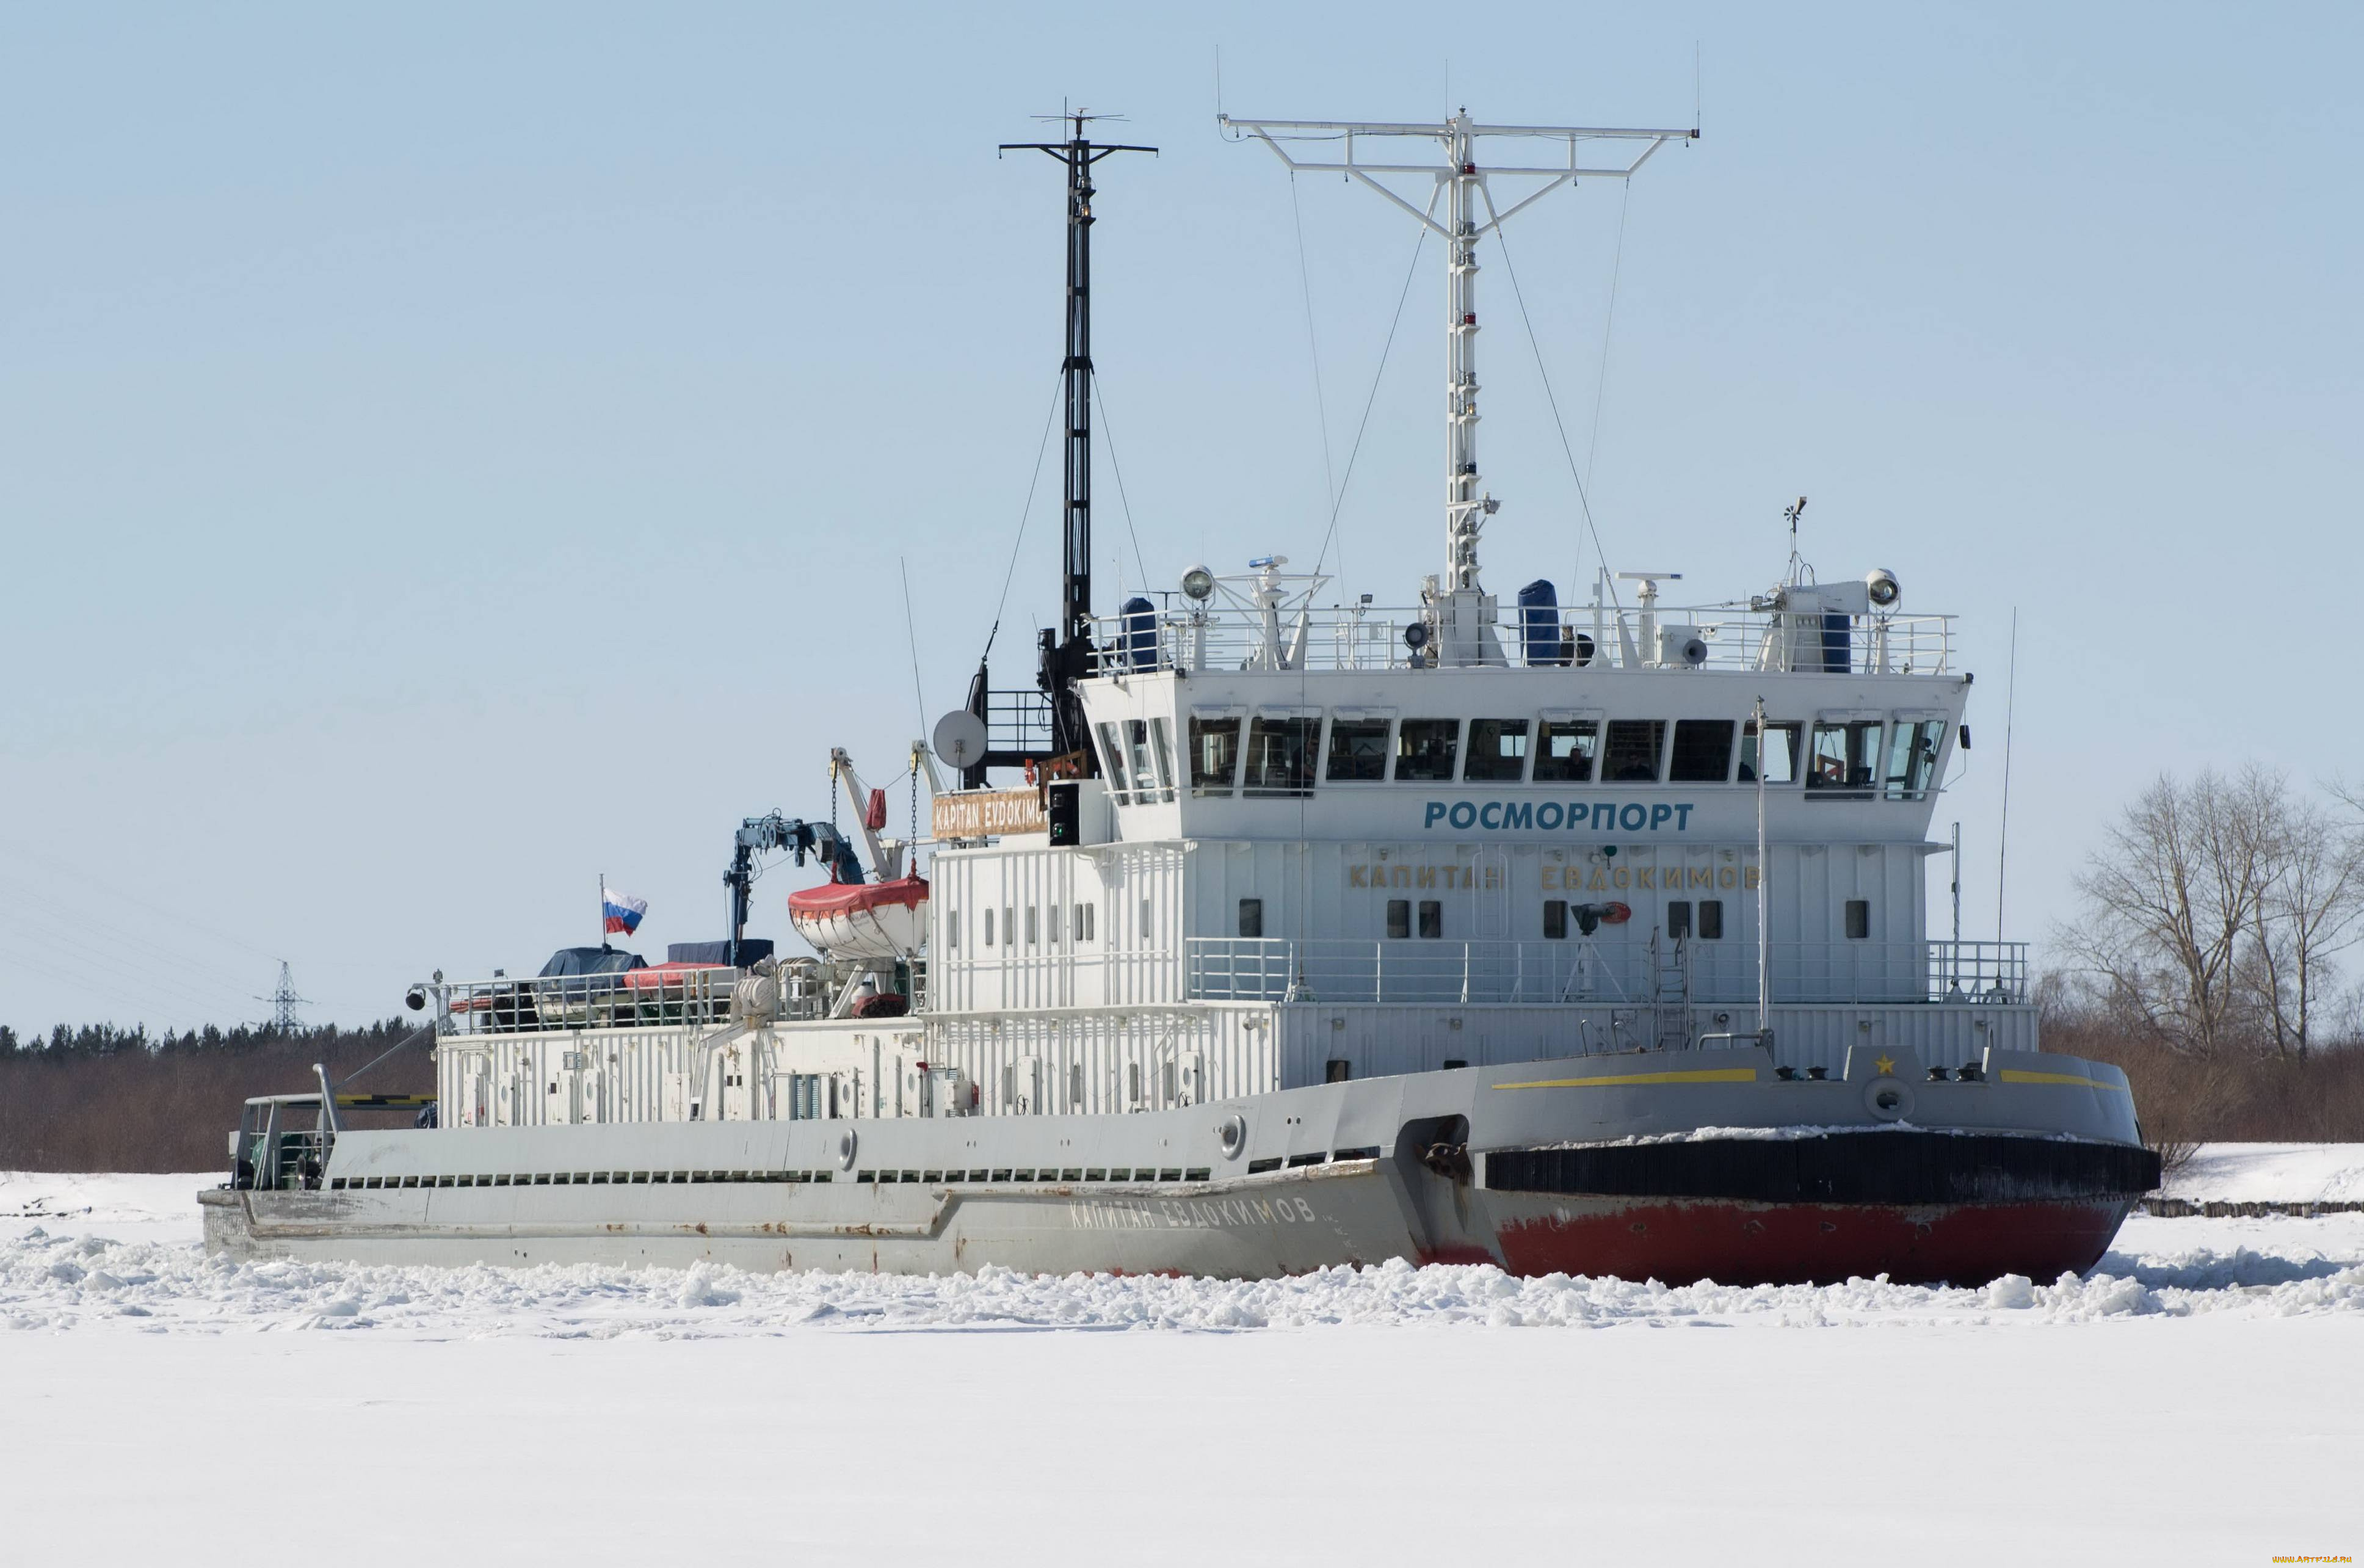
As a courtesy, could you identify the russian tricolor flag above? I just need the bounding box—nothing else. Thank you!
[603,887,648,936]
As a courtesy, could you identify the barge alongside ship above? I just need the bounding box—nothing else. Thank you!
[205,105,2159,1285]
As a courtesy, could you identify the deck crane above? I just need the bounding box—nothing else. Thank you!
[829,746,912,880]
[724,813,860,967]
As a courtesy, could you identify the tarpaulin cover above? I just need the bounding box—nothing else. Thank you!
[667,940,773,966]
[537,946,646,978]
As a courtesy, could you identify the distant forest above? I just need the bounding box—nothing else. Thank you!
[3,1006,2359,1174]
[0,1019,435,1172]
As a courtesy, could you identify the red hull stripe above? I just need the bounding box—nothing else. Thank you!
[1493,1196,2134,1287]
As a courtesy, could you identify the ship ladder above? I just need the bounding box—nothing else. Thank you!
[1650,929,1693,1053]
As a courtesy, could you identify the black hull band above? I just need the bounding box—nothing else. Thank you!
[1485,1132,2161,1207]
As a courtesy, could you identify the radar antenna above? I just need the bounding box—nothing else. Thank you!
[1222,109,1693,666]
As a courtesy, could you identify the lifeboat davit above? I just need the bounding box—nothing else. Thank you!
[787,874,929,960]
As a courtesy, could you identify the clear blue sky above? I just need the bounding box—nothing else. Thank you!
[4,2,2357,1033]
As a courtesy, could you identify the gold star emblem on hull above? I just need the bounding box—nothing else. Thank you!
[1873,1054,1896,1076]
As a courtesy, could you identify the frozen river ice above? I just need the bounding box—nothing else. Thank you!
[2,1166,2359,1564]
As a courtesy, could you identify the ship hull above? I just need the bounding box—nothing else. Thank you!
[201,1051,2159,1285]
[197,1172,2138,1287]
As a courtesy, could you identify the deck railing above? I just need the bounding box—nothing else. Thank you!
[438,966,741,1036]
[1183,937,2025,1006]
[1089,602,1952,677]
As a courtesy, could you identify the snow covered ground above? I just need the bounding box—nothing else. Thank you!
[4,1156,2359,1564]
[2170,1141,2364,1205]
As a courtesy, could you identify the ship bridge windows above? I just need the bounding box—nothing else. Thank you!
[1325,711,1392,781]
[1534,716,1598,782]
[1172,703,1910,800]
[1188,713,1242,796]
[1099,719,1178,805]
[1808,719,1882,796]
[1095,723,1131,800]
[1604,720,1666,782]
[1740,719,1801,784]
[1884,717,1948,800]
[1669,720,1736,783]
[1394,719,1461,781]
[1463,719,1531,782]
[1244,713,1319,797]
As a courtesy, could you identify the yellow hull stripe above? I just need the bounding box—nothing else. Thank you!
[1998,1069,2128,1092]
[1493,1067,1760,1091]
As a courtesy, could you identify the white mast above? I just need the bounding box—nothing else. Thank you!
[1222,111,1692,666]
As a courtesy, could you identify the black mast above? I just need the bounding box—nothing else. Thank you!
[968,111,1153,786]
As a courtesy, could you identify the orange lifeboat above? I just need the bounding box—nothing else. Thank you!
[786,874,929,960]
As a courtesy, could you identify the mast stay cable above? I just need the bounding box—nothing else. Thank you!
[1311,191,1438,579]
[980,373,1067,659]
[1288,176,1340,529]
[1584,180,1633,483]
[1087,376,1152,593]
[1484,185,1623,611]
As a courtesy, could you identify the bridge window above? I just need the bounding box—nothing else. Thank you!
[1740,720,1800,784]
[1047,905,1061,945]
[1238,898,1263,938]
[1095,722,1134,803]
[1125,719,1169,803]
[1464,719,1530,782]
[984,909,995,946]
[1669,720,1735,782]
[1387,899,1410,939]
[1326,717,1391,781]
[1418,900,1442,939]
[1667,901,1691,940]
[1808,721,1882,795]
[1846,899,1871,940]
[1394,719,1460,781]
[1024,906,1038,945]
[1075,902,1095,942]
[1884,719,1948,800]
[1698,899,1724,940]
[1604,720,1666,782]
[1148,718,1178,802]
[1189,716,1241,796]
[1244,716,1319,797]
[946,911,959,950]
[1543,899,1568,940]
[1534,719,1597,782]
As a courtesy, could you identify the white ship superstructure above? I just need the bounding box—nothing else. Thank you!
[205,106,2156,1285]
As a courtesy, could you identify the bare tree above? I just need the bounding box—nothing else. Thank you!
[2244,791,2364,1059]
[2065,768,2364,1061]
[2061,768,2281,1056]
